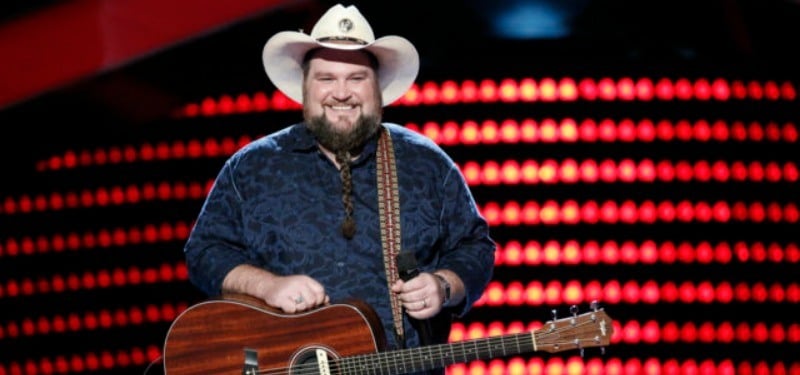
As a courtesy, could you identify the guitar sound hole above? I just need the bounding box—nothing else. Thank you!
[291,347,339,375]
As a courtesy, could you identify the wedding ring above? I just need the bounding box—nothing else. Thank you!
[294,295,304,304]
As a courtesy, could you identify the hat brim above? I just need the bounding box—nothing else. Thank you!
[262,31,419,106]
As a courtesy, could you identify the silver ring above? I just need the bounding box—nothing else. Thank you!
[422,299,427,308]
[294,295,304,304]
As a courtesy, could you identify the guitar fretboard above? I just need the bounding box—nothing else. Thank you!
[337,332,534,375]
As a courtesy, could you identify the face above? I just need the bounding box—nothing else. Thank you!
[302,48,383,153]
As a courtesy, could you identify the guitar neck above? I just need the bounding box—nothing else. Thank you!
[339,332,535,374]
[337,307,614,375]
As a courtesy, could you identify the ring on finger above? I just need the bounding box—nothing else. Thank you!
[422,298,427,308]
[294,295,304,304]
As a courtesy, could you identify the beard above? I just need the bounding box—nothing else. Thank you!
[305,111,382,153]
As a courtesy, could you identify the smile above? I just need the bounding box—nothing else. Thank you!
[327,104,358,111]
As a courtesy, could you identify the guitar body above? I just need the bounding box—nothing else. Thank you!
[163,293,387,375]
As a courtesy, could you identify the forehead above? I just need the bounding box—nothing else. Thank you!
[306,48,376,71]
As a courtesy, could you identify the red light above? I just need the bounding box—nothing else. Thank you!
[499,119,520,143]
[539,118,558,142]
[597,77,616,101]
[579,159,598,183]
[524,241,543,265]
[616,77,635,101]
[479,79,498,102]
[519,78,538,101]
[461,120,480,145]
[460,80,479,103]
[675,78,693,100]
[500,160,520,184]
[539,200,559,224]
[217,94,235,114]
[252,92,269,111]
[538,159,557,183]
[539,77,557,101]
[618,119,636,142]
[598,119,616,142]
[694,78,712,101]
[462,161,481,185]
[498,78,519,102]
[635,78,655,101]
[519,119,538,142]
[481,120,500,144]
[557,77,578,101]
[655,78,675,100]
[578,78,598,100]
[421,81,439,105]
[603,280,622,303]
[441,121,460,146]
[544,280,562,304]
[501,201,520,225]
[482,161,501,186]
[622,280,640,303]
[525,281,544,305]
[622,320,641,344]
[559,118,579,142]
[711,78,731,100]
[579,119,598,142]
[441,80,459,104]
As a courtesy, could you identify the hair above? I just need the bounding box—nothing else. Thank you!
[335,150,357,239]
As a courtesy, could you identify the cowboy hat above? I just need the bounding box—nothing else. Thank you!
[262,4,419,106]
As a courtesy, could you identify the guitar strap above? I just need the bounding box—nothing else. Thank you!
[375,126,406,348]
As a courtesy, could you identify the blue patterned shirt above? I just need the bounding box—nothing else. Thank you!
[184,122,495,353]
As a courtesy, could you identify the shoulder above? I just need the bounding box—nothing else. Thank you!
[383,123,445,156]
[228,124,307,165]
[382,123,459,175]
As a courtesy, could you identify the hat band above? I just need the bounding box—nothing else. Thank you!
[316,36,369,45]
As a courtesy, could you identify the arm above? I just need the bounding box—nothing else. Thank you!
[435,165,496,316]
[184,158,328,312]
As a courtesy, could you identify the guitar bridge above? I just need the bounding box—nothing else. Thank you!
[243,348,259,375]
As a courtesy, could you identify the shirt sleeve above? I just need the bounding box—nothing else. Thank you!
[183,158,253,296]
[437,164,496,317]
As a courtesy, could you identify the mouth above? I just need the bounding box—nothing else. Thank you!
[326,104,358,112]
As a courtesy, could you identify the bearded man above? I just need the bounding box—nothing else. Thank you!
[181,5,495,373]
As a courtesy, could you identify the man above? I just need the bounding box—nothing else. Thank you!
[183,3,495,365]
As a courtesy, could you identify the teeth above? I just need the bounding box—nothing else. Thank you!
[329,105,354,110]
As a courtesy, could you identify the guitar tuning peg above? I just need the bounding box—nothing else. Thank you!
[579,347,585,357]
[570,305,578,317]
[590,300,599,311]
[551,308,558,320]
[600,346,606,355]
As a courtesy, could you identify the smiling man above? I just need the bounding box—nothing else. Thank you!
[182,4,495,372]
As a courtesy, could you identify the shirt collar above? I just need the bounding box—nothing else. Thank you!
[288,123,382,165]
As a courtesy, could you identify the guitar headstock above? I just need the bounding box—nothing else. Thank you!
[534,302,614,354]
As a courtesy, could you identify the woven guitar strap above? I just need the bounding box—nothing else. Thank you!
[375,126,406,347]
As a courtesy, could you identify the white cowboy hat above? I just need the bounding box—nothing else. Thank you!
[262,4,419,106]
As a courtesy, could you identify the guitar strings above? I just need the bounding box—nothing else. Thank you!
[251,318,604,375]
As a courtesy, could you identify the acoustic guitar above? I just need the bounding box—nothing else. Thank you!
[161,293,614,374]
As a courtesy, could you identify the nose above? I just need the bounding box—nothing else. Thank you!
[331,80,352,101]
